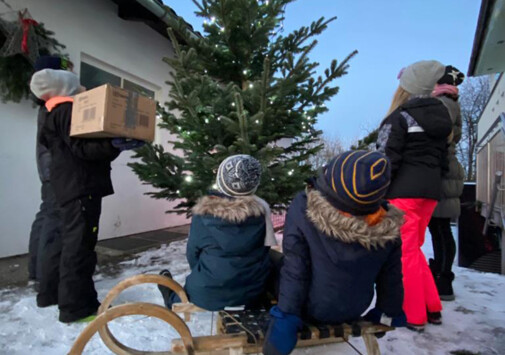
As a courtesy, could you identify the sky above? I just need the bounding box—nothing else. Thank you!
[163,0,482,147]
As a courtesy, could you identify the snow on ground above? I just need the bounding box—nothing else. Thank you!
[0,229,504,355]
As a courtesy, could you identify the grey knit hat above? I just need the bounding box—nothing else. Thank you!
[216,155,262,197]
[399,60,445,95]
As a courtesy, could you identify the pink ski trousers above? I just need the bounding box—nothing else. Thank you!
[389,198,442,325]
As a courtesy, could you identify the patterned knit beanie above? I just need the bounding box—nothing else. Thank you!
[216,155,262,197]
[315,150,391,215]
[399,60,445,95]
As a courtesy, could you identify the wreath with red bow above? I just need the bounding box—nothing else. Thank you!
[0,8,66,103]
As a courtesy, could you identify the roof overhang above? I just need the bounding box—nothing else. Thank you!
[468,0,505,76]
[110,0,196,44]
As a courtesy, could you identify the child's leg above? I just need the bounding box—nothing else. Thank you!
[428,217,444,271]
[389,198,427,325]
[439,218,456,274]
[36,200,62,307]
[57,195,101,323]
[418,200,442,313]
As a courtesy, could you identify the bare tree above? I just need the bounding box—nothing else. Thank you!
[457,76,491,181]
[308,134,345,168]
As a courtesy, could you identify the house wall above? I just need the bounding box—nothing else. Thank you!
[0,0,187,258]
[477,74,505,143]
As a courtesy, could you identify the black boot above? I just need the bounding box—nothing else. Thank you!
[427,311,442,325]
[157,269,174,307]
[429,259,455,301]
[437,272,455,301]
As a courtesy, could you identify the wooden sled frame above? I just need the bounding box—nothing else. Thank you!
[69,274,392,355]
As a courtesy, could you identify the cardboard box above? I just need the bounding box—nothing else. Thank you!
[70,84,156,142]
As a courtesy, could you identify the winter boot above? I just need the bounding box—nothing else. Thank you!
[429,259,455,301]
[437,272,455,301]
[427,311,442,325]
[158,269,174,308]
[406,323,425,332]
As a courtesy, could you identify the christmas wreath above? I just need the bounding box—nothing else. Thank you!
[0,8,66,103]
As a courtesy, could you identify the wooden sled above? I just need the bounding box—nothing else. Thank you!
[69,274,393,355]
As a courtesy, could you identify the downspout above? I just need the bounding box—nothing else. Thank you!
[134,0,197,39]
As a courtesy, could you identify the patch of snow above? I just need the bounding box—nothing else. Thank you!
[0,230,504,354]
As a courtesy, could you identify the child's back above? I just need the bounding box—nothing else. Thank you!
[280,188,403,324]
[186,194,271,310]
[158,155,275,311]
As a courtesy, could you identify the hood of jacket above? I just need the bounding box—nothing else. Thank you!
[402,97,452,139]
[306,189,403,250]
[192,195,265,223]
[30,69,84,101]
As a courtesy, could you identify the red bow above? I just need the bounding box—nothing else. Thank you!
[20,12,38,54]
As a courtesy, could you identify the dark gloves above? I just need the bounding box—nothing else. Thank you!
[111,138,145,151]
[364,307,407,328]
[263,306,302,355]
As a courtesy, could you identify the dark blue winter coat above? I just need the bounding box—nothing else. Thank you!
[184,194,271,311]
[277,188,404,324]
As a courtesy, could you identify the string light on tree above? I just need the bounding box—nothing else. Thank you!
[185,176,193,183]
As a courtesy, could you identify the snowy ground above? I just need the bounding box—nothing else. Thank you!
[0,229,504,355]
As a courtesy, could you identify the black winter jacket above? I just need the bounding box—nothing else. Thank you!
[39,101,120,205]
[36,105,52,183]
[277,189,404,324]
[377,97,452,200]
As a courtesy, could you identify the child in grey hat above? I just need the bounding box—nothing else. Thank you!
[158,155,276,310]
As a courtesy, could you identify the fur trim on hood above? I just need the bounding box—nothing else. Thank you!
[193,195,265,223]
[306,189,404,249]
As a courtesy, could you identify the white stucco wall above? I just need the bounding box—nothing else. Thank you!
[0,0,187,258]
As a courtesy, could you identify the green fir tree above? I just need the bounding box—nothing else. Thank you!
[130,0,357,213]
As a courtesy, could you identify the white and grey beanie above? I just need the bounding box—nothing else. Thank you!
[216,155,262,197]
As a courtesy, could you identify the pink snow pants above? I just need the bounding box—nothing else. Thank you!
[389,198,442,325]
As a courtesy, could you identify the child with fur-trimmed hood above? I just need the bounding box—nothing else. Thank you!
[158,155,276,311]
[263,150,406,355]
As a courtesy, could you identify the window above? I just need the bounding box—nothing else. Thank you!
[80,62,156,99]
[80,62,121,89]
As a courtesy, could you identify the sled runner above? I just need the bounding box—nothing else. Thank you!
[69,274,393,355]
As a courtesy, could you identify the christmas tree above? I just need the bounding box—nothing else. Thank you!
[130,0,357,213]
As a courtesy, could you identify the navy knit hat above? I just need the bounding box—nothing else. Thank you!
[216,155,262,197]
[34,55,72,72]
[315,150,391,215]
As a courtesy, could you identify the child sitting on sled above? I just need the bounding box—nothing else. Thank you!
[158,154,277,311]
[264,150,407,355]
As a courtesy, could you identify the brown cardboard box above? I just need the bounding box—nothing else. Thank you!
[70,84,156,142]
